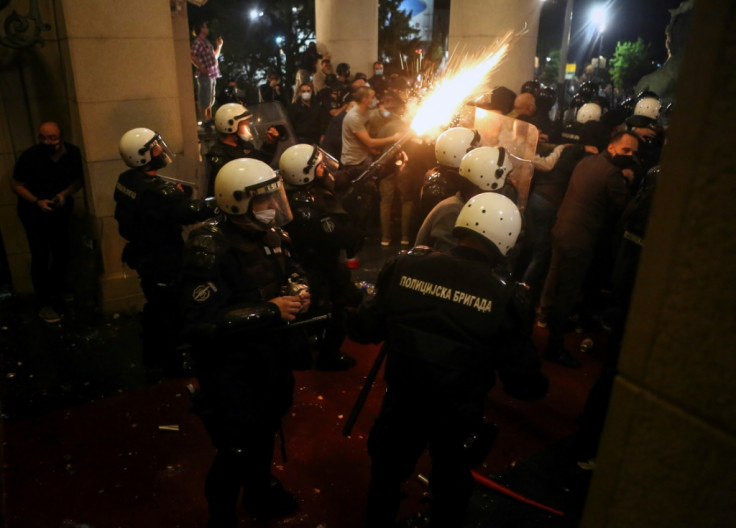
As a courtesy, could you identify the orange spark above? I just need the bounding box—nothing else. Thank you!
[408,32,517,138]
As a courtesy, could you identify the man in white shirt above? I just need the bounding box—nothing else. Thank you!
[340,87,400,168]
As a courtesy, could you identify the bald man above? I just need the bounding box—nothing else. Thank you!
[10,121,83,323]
[509,92,536,119]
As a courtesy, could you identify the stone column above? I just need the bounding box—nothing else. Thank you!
[581,1,736,525]
[0,0,76,295]
[56,0,198,313]
[315,0,378,78]
[448,0,542,96]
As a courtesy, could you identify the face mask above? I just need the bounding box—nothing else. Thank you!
[253,208,277,224]
[375,69,384,76]
[611,154,635,169]
[301,92,312,102]
[369,98,378,109]
[380,109,391,119]
[148,154,168,171]
[39,143,58,156]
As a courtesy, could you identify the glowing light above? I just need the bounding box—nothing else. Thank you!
[249,9,259,20]
[591,5,607,33]
[408,32,516,138]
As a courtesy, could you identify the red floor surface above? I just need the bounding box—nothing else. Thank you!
[4,329,603,527]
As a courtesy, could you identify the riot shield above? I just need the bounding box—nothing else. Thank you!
[246,101,298,169]
[471,107,539,211]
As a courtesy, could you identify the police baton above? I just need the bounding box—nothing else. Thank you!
[284,313,331,329]
[342,344,388,437]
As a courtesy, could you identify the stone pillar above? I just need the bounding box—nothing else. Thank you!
[56,0,198,313]
[581,1,736,526]
[315,0,378,78]
[0,0,75,295]
[448,0,542,96]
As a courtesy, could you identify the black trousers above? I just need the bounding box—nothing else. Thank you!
[19,206,73,306]
[366,390,475,528]
[139,278,182,371]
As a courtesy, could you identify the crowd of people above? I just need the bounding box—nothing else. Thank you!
[8,30,669,528]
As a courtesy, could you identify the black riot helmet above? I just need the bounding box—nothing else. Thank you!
[520,79,541,98]
[576,81,599,103]
[336,62,350,78]
[535,84,557,113]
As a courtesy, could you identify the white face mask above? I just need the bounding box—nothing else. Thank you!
[300,92,312,102]
[369,98,378,109]
[375,68,384,76]
[253,208,277,224]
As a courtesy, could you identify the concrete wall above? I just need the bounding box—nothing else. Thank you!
[0,0,74,294]
[0,0,201,313]
[581,1,736,525]
[315,0,379,78]
[448,0,542,96]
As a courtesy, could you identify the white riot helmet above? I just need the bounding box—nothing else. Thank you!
[214,103,253,140]
[214,158,292,225]
[279,144,321,186]
[119,128,173,168]
[576,102,603,124]
[458,146,512,191]
[434,127,481,168]
[453,192,521,256]
[634,97,661,120]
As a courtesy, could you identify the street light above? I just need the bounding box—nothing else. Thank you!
[590,5,607,61]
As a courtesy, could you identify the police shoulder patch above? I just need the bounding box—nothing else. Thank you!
[321,216,336,233]
[192,282,217,302]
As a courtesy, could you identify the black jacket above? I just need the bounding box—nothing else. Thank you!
[349,246,548,423]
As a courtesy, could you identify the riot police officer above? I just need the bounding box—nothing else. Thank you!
[203,103,280,195]
[180,158,311,527]
[280,144,365,370]
[626,94,664,175]
[415,145,512,252]
[415,126,482,229]
[114,127,217,375]
[348,193,549,527]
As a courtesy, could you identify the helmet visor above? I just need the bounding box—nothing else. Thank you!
[248,177,293,226]
[144,134,174,166]
[237,117,255,142]
[315,146,340,177]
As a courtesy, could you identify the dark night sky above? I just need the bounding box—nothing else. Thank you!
[537,0,686,66]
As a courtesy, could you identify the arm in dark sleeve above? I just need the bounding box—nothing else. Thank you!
[162,186,218,225]
[346,256,396,344]
[180,231,282,340]
[64,144,84,195]
[495,282,549,400]
[606,170,633,214]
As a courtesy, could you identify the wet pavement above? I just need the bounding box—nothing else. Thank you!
[1,230,600,527]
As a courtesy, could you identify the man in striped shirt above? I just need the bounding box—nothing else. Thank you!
[191,21,223,125]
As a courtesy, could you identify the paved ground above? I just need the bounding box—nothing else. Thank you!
[1,231,602,527]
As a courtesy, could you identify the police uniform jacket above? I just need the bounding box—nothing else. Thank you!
[113,168,215,282]
[287,184,363,266]
[180,217,308,435]
[349,246,548,424]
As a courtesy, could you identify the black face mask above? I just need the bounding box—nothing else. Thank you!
[611,154,635,169]
[39,143,58,156]
[148,154,168,171]
[237,137,255,151]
